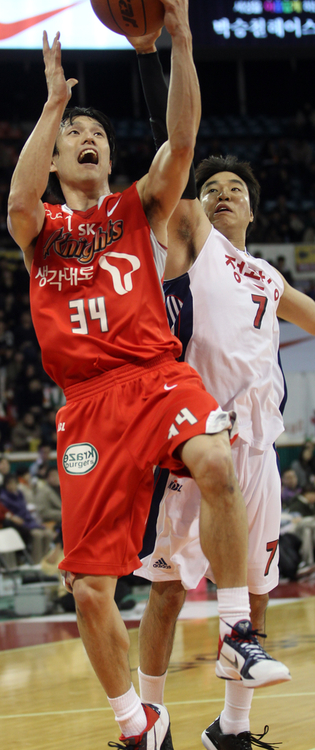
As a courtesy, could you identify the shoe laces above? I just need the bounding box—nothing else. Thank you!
[229,620,267,643]
[224,620,271,662]
[249,725,281,749]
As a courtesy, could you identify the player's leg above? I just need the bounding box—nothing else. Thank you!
[137,473,207,721]
[72,574,131,696]
[179,431,290,690]
[57,379,171,748]
[202,593,273,750]
[250,591,269,639]
[138,580,186,703]
[202,444,284,750]
[68,572,169,743]
[179,430,248,589]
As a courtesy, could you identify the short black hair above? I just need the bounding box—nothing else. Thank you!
[3,472,16,487]
[195,154,261,235]
[47,106,117,204]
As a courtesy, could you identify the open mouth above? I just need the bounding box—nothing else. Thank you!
[214,204,232,215]
[78,148,98,165]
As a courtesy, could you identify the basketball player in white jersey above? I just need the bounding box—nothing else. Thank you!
[128,35,315,750]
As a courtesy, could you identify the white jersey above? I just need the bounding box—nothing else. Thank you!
[165,226,285,450]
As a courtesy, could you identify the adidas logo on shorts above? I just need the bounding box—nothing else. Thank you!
[152,557,172,569]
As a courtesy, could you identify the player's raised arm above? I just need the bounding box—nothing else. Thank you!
[7,31,77,270]
[129,21,208,278]
[277,274,315,333]
[136,0,201,243]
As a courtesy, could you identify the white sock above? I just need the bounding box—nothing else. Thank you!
[107,684,147,738]
[217,587,251,639]
[138,667,167,705]
[220,681,254,735]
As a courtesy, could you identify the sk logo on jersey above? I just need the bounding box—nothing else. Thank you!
[43,219,124,264]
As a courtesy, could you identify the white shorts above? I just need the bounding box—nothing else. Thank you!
[138,439,281,595]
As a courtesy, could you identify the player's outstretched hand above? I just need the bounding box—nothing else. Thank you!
[126,28,162,55]
[43,31,78,105]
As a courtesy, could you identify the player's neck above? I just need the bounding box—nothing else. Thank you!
[222,227,246,253]
[61,182,112,212]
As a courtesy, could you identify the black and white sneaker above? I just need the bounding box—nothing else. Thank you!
[161,724,174,750]
[216,620,291,688]
[201,715,281,750]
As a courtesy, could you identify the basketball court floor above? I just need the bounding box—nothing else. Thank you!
[0,576,314,750]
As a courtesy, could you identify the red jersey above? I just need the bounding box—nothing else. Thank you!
[30,183,181,389]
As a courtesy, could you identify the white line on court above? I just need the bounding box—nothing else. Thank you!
[0,692,315,720]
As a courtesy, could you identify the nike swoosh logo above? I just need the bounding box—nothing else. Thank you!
[107,196,122,217]
[221,653,238,668]
[0,2,82,41]
[164,384,178,391]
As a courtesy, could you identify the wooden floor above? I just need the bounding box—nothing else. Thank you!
[0,597,315,749]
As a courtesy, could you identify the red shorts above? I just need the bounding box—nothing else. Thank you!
[57,353,235,577]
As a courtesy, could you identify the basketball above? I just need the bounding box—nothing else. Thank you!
[90,0,165,37]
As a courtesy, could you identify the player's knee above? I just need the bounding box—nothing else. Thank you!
[151,581,186,623]
[192,434,236,497]
[72,575,115,618]
[72,577,96,614]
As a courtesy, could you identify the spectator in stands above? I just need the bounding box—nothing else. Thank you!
[14,362,44,416]
[0,456,10,485]
[267,210,290,243]
[33,467,61,530]
[29,443,53,479]
[287,482,315,518]
[14,310,39,364]
[23,377,44,414]
[16,464,36,507]
[0,318,14,356]
[281,468,301,508]
[0,473,53,563]
[303,208,315,243]
[0,499,12,526]
[10,410,41,452]
[288,212,306,243]
[40,409,57,449]
[280,483,315,573]
[275,255,295,287]
[2,349,24,395]
[291,440,315,490]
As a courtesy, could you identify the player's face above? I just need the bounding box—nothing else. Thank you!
[199,171,254,243]
[50,116,111,189]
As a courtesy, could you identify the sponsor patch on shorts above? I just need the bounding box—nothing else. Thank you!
[63,443,99,475]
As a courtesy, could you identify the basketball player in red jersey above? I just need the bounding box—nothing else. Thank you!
[7,1,288,747]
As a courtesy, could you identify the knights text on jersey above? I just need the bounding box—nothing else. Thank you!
[30,183,181,388]
[164,226,285,450]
